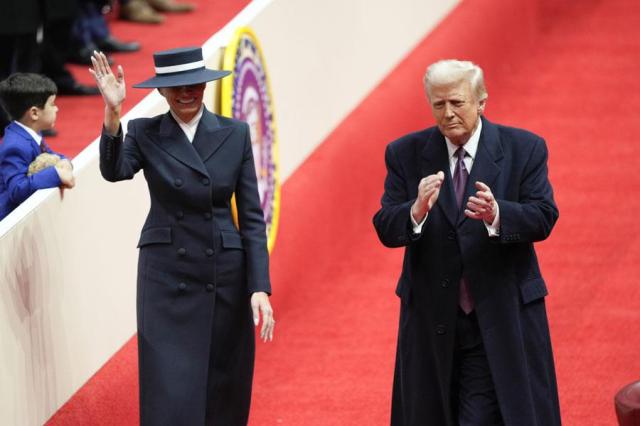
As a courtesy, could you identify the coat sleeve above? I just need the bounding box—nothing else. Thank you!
[497,137,559,243]
[1,144,61,207]
[234,123,272,295]
[373,143,423,248]
[99,121,144,182]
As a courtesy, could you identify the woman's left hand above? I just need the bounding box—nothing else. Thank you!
[251,292,275,342]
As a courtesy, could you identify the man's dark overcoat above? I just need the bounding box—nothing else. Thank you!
[100,108,270,426]
[373,117,561,426]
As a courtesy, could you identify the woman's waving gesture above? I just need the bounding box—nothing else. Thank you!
[89,51,125,135]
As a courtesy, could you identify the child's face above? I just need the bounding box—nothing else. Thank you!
[35,95,58,131]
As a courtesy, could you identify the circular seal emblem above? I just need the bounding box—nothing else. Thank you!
[221,27,280,253]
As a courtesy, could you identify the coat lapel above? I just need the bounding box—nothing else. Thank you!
[459,117,503,225]
[420,130,458,228]
[192,109,235,163]
[152,112,209,177]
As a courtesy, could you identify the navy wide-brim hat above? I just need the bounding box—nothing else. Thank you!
[132,46,231,88]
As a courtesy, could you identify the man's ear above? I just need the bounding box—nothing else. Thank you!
[478,97,487,114]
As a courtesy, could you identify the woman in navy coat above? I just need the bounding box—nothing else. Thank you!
[90,47,275,426]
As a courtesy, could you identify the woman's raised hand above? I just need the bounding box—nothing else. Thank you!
[89,51,125,110]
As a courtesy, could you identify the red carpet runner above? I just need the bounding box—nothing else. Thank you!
[47,0,640,424]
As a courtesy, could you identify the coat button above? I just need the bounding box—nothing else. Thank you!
[176,211,184,220]
[201,178,210,186]
[177,248,186,256]
[206,284,214,292]
[447,231,456,240]
[205,248,214,256]
[174,178,183,187]
[441,279,450,288]
[178,282,187,291]
[435,324,446,335]
[204,212,212,220]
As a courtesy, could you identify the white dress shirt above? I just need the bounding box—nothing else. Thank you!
[169,104,204,143]
[411,119,500,236]
[14,120,43,146]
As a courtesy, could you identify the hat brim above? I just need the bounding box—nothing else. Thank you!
[132,68,231,88]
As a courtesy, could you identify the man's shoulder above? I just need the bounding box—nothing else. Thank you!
[490,120,544,145]
[387,126,438,152]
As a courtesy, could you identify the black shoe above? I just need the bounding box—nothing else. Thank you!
[58,82,101,96]
[97,36,141,53]
[68,46,114,66]
[41,128,58,137]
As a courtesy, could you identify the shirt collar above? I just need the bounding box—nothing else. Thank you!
[14,120,42,145]
[445,118,483,160]
[169,104,204,129]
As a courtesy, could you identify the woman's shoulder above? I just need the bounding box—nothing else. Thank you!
[212,113,248,130]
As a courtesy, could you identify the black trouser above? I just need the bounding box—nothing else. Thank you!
[0,33,41,134]
[451,310,504,426]
[41,18,77,90]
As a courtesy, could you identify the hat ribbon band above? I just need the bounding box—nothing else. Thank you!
[155,60,205,75]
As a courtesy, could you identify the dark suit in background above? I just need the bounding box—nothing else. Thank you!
[100,108,270,425]
[373,116,560,425]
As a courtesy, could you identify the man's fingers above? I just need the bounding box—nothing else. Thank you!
[468,196,491,207]
[475,181,490,191]
[464,208,481,219]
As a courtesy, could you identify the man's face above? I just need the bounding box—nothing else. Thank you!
[159,83,206,122]
[34,95,58,131]
[428,80,485,146]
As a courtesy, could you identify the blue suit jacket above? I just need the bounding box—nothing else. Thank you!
[0,122,63,220]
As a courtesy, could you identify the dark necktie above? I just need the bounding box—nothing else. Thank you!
[40,138,49,153]
[453,147,474,314]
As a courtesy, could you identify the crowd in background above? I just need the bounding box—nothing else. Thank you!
[0,0,195,137]
[0,0,194,221]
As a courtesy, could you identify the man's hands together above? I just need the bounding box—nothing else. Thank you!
[412,175,497,225]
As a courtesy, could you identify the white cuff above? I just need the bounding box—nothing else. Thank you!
[484,204,500,236]
[411,211,428,234]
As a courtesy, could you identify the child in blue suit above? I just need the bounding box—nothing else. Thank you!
[0,73,75,221]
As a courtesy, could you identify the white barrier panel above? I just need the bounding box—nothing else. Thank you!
[0,0,458,423]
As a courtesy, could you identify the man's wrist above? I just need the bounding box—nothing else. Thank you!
[411,203,427,223]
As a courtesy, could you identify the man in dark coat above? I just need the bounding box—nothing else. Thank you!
[373,59,561,426]
[92,47,275,425]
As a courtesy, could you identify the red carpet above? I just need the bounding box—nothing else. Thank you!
[47,0,640,424]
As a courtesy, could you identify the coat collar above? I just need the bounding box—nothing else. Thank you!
[151,108,234,177]
[420,116,503,227]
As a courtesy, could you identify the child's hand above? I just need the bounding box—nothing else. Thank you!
[55,163,76,189]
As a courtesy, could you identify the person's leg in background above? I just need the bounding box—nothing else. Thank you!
[41,17,100,96]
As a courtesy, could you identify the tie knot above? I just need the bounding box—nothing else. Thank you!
[455,147,466,161]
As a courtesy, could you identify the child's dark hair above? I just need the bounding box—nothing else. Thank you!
[0,73,57,121]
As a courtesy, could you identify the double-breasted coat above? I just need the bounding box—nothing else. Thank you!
[100,108,271,426]
[373,117,561,426]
